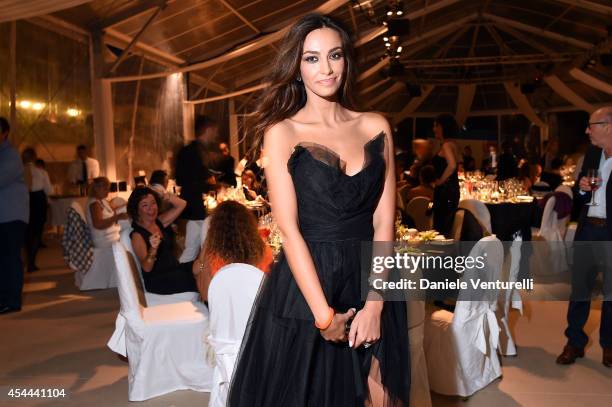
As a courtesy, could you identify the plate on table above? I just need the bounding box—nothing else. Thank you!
[429,236,454,245]
[516,195,534,202]
[245,200,264,208]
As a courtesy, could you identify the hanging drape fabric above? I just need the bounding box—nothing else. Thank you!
[0,0,93,23]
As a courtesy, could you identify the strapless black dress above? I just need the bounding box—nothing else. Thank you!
[228,132,410,406]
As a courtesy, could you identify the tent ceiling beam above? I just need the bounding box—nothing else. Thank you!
[105,0,347,83]
[569,68,612,95]
[107,3,167,74]
[217,0,261,34]
[92,0,167,30]
[553,0,612,16]
[482,13,592,49]
[400,53,579,68]
[493,23,557,55]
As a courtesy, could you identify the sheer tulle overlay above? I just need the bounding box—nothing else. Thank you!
[228,132,410,406]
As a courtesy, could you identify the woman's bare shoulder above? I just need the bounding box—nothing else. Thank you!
[354,111,390,133]
[263,120,298,154]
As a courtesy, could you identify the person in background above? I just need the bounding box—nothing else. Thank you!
[482,144,498,175]
[517,160,533,192]
[408,138,434,186]
[540,158,564,190]
[215,142,237,187]
[496,141,518,181]
[432,113,460,235]
[241,169,264,201]
[557,106,612,368]
[22,148,52,272]
[128,186,198,295]
[87,177,128,248]
[175,115,217,263]
[541,138,560,171]
[69,145,100,194]
[0,117,28,314]
[406,164,436,202]
[462,145,476,172]
[192,201,273,301]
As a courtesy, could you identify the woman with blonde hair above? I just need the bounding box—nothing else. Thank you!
[87,177,127,248]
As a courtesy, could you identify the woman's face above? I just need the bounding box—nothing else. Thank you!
[433,122,443,140]
[137,194,158,222]
[242,174,254,188]
[300,28,345,100]
[94,183,110,199]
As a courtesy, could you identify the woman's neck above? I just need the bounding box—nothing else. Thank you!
[300,93,346,126]
[138,218,156,229]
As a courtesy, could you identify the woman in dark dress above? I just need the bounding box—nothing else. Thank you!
[127,186,197,295]
[432,114,460,235]
[228,13,410,407]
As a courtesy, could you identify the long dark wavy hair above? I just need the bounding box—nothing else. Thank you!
[203,200,265,266]
[249,13,360,151]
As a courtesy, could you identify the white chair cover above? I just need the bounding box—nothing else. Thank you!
[450,209,465,241]
[530,196,570,275]
[207,263,264,407]
[497,236,523,356]
[407,300,432,407]
[425,235,503,397]
[70,201,118,291]
[405,197,433,231]
[109,242,213,401]
[119,228,200,306]
[459,199,492,235]
[179,219,205,263]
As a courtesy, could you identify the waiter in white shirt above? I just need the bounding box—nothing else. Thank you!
[557,107,612,368]
[69,145,100,194]
[22,148,52,272]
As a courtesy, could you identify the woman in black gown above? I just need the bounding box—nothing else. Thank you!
[228,14,410,406]
[432,114,460,236]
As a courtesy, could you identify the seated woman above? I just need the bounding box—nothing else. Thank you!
[192,201,273,301]
[406,164,436,202]
[128,186,198,295]
[241,169,265,201]
[87,177,128,248]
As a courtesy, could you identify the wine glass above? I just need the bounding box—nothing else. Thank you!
[586,169,601,206]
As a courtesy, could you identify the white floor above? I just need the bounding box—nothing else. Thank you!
[1,239,611,407]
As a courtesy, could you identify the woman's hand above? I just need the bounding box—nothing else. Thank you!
[319,308,356,343]
[149,233,162,250]
[348,303,382,348]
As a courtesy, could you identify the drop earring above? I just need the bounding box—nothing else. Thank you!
[296,75,302,82]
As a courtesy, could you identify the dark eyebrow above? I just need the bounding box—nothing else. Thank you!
[302,47,343,55]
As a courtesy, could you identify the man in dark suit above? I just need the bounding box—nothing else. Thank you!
[175,115,217,262]
[557,107,612,368]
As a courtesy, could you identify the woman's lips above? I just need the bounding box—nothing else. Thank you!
[317,77,337,86]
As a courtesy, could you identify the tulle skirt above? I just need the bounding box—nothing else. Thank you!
[228,240,411,406]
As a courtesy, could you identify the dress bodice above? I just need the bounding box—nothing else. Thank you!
[286,131,387,242]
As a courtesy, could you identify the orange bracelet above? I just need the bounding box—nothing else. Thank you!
[315,307,335,331]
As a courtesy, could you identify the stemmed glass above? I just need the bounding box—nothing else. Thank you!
[586,169,601,206]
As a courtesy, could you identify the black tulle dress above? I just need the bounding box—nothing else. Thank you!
[228,132,410,406]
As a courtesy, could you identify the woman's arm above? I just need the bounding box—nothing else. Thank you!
[263,124,334,326]
[90,201,121,230]
[131,232,158,273]
[349,115,395,348]
[192,257,212,301]
[158,193,187,227]
[435,141,457,186]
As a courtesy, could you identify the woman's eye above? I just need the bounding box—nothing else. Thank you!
[304,56,318,63]
[330,52,344,60]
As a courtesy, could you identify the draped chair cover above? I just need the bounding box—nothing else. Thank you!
[459,199,492,235]
[497,235,523,356]
[424,235,503,397]
[207,263,264,407]
[109,242,213,401]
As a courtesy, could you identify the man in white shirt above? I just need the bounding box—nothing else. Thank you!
[69,145,100,188]
[557,107,612,368]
